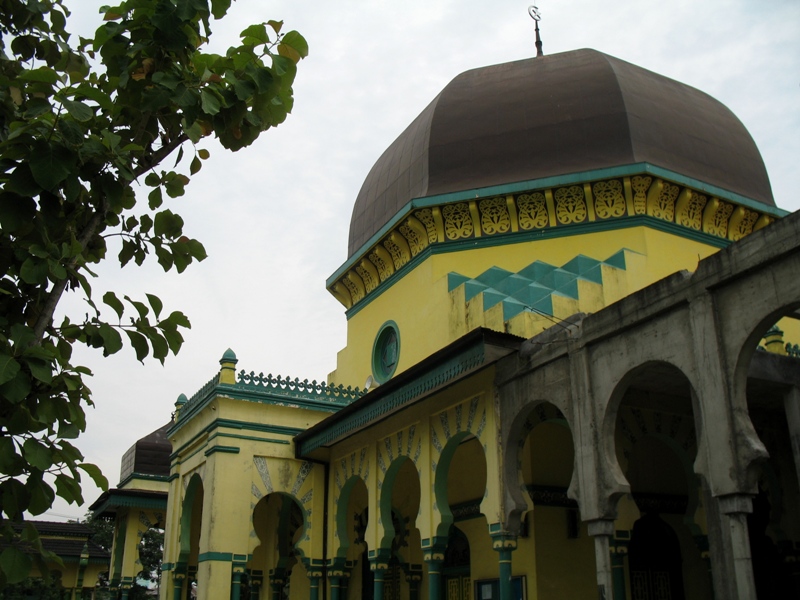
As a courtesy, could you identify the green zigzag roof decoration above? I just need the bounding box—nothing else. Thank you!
[447,249,632,322]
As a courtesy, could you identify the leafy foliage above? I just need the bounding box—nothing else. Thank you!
[0,0,306,586]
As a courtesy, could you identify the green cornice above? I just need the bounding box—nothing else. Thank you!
[169,418,302,462]
[330,163,786,286]
[204,445,240,456]
[343,215,730,319]
[296,328,522,456]
[90,490,168,515]
[117,472,170,489]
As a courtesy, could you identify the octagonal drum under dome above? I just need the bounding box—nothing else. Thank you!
[348,48,774,257]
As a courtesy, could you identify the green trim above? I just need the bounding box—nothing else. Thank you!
[344,215,730,319]
[167,473,179,482]
[204,445,240,456]
[298,341,486,454]
[329,162,785,284]
[92,492,167,514]
[198,552,233,563]
[210,432,290,445]
[371,321,400,384]
[170,418,303,461]
[169,382,346,437]
[162,563,174,571]
[117,472,170,489]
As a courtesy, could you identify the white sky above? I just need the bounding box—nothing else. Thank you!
[44,0,799,520]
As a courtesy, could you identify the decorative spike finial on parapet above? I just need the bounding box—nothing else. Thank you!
[219,348,238,384]
[528,5,544,57]
[173,393,187,421]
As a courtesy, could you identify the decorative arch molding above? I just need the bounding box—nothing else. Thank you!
[378,456,420,550]
[332,475,369,560]
[429,394,493,539]
[502,399,576,533]
[251,456,320,559]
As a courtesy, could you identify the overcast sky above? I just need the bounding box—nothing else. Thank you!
[45,0,800,520]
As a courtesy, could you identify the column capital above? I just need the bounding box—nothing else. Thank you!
[717,493,754,515]
[586,518,615,537]
[369,547,392,571]
[490,531,518,552]
[422,536,448,563]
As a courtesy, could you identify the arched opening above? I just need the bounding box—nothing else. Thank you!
[251,492,306,600]
[178,474,203,600]
[741,306,800,596]
[442,525,470,600]
[613,362,711,600]
[429,434,487,599]
[379,456,421,600]
[516,402,590,599]
[333,476,369,599]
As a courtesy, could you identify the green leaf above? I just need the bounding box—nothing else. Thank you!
[200,89,221,115]
[29,141,74,191]
[0,354,21,386]
[78,463,109,491]
[0,547,33,584]
[26,358,53,384]
[125,330,149,362]
[20,257,50,285]
[167,311,191,329]
[27,480,56,516]
[61,99,93,121]
[146,294,164,318]
[281,31,309,59]
[190,155,202,174]
[148,187,164,209]
[18,67,59,84]
[23,439,53,471]
[210,0,232,19]
[102,291,125,319]
[145,173,161,187]
[98,323,123,356]
[54,474,83,504]
[240,23,269,45]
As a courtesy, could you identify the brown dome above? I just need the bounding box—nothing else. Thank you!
[348,48,774,257]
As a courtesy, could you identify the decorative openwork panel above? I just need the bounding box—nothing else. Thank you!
[329,175,776,310]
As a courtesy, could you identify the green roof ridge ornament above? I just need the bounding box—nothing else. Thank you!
[175,393,188,406]
[220,348,238,365]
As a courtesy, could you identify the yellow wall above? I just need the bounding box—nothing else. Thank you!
[330,226,721,388]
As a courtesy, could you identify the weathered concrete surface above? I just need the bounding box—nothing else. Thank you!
[495,209,800,600]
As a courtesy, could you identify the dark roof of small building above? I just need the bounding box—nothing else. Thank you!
[348,48,774,256]
[119,422,172,481]
[7,521,110,562]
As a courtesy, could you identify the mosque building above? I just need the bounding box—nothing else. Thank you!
[91,45,800,600]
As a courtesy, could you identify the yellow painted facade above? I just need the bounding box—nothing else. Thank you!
[100,48,800,600]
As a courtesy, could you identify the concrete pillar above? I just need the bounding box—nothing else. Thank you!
[610,545,627,600]
[372,566,386,600]
[424,557,442,600]
[718,494,757,600]
[308,573,321,600]
[171,574,184,600]
[491,532,517,600]
[231,570,242,600]
[785,387,800,488]
[328,575,342,600]
[588,520,615,600]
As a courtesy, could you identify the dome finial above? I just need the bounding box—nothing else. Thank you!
[528,5,544,57]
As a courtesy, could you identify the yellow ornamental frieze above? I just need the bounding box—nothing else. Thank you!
[675,189,707,231]
[727,206,760,241]
[631,175,652,214]
[592,180,626,219]
[414,208,439,244]
[703,199,735,238]
[516,192,549,230]
[341,275,364,304]
[383,233,411,269]
[398,217,428,256]
[355,264,378,294]
[442,202,474,240]
[368,246,394,281]
[333,447,369,496]
[478,197,511,235]
[648,181,680,222]
[554,185,587,224]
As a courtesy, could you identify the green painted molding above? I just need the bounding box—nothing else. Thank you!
[204,445,240,456]
[170,418,303,461]
[198,552,233,563]
[329,162,786,285]
[343,215,731,319]
[117,472,170,489]
[297,341,486,454]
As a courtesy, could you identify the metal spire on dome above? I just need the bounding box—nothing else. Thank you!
[528,5,544,57]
